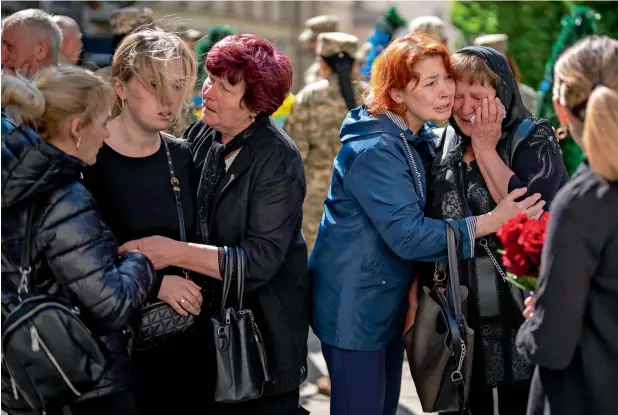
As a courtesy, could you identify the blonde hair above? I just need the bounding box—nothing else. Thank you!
[450,52,500,88]
[583,86,618,181]
[553,36,618,120]
[1,66,114,140]
[111,29,197,117]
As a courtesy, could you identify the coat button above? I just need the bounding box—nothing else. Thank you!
[381,281,386,285]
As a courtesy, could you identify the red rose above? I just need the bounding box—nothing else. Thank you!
[502,245,531,276]
[518,220,546,265]
[497,213,528,247]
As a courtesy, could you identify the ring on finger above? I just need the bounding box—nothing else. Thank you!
[180,297,186,304]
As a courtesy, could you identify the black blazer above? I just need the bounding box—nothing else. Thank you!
[516,163,618,415]
[183,118,310,394]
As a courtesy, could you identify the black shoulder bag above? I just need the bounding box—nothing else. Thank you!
[404,222,475,414]
[1,205,107,412]
[211,246,273,403]
[135,135,195,350]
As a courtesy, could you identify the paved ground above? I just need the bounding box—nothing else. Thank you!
[300,329,429,415]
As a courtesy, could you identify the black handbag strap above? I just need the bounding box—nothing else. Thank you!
[18,205,36,295]
[444,220,469,413]
[160,134,186,243]
[236,247,245,311]
[218,247,246,316]
[220,246,234,317]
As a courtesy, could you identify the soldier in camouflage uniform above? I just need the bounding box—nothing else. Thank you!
[285,32,365,253]
[298,15,339,87]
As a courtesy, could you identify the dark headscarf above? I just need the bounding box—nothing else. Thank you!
[322,53,357,111]
[449,46,532,145]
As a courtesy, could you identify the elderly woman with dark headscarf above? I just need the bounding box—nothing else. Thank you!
[421,46,569,415]
[284,31,365,252]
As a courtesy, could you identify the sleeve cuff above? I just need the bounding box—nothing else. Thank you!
[464,216,477,258]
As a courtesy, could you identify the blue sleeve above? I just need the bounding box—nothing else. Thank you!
[343,140,475,262]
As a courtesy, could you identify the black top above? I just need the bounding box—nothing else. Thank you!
[516,163,618,415]
[183,119,310,395]
[83,136,196,297]
[1,124,157,406]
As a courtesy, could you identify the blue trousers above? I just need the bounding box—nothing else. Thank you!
[322,338,404,415]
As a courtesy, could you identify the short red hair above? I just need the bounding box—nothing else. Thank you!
[206,34,293,115]
[366,33,452,118]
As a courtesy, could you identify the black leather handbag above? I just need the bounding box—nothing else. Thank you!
[1,205,107,412]
[404,222,475,414]
[134,136,195,351]
[211,246,273,403]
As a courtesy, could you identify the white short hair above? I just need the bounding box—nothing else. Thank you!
[2,9,63,59]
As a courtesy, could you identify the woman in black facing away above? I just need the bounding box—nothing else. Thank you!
[82,30,207,414]
[120,34,310,415]
[517,35,618,415]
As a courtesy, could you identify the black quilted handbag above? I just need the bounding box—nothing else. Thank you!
[134,136,195,351]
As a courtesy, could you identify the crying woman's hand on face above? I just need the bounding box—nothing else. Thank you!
[471,97,505,153]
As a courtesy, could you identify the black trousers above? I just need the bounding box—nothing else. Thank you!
[213,389,301,415]
[71,390,137,415]
[445,379,531,415]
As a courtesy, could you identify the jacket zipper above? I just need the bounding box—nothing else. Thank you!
[400,133,424,199]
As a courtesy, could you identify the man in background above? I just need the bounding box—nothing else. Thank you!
[52,15,83,65]
[2,8,62,77]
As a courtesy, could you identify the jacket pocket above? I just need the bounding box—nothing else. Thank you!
[353,270,407,331]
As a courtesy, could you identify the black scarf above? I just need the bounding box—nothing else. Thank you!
[322,53,357,111]
[449,46,532,147]
[196,115,266,242]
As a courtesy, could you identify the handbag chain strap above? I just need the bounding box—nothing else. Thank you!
[479,239,507,282]
[160,134,189,279]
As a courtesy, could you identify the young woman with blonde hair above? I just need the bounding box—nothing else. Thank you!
[517,35,618,415]
[81,29,206,414]
[1,67,158,415]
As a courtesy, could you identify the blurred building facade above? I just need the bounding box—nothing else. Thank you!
[2,1,457,92]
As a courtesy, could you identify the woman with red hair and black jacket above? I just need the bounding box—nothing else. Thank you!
[119,34,310,415]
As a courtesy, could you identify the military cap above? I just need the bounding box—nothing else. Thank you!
[109,7,155,35]
[317,32,359,59]
[474,33,509,56]
[409,16,446,43]
[177,25,203,42]
[298,15,339,42]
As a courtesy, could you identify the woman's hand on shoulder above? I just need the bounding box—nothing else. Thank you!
[119,235,178,270]
[471,97,505,153]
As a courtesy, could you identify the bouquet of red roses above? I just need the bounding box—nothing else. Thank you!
[496,212,550,292]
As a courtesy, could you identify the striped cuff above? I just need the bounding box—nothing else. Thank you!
[465,216,477,258]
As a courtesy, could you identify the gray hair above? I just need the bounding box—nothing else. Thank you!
[2,9,63,60]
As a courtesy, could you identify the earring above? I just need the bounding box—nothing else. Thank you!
[76,136,82,151]
[555,124,568,140]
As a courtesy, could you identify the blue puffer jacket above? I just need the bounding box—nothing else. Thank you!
[309,106,476,351]
[1,122,158,412]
